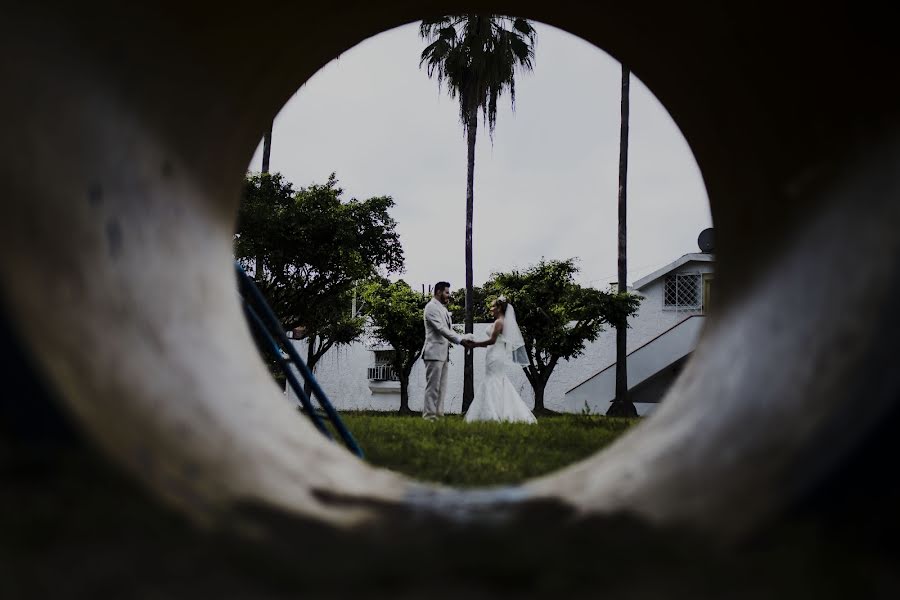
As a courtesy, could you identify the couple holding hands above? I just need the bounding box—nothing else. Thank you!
[421,282,536,424]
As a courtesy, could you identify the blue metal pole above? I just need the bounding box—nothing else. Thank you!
[236,262,364,458]
[242,300,332,439]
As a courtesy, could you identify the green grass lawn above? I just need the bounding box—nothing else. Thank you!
[334,411,637,487]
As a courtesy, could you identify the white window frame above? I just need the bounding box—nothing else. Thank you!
[663,272,703,312]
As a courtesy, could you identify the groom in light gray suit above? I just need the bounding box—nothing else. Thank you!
[422,281,473,419]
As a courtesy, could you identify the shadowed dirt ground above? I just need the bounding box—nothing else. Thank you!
[3,427,900,599]
[3,315,900,599]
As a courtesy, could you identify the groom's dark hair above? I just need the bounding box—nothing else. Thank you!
[434,281,451,295]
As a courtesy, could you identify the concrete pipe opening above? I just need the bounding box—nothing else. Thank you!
[2,1,900,595]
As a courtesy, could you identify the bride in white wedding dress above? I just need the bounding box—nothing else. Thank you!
[464,297,537,424]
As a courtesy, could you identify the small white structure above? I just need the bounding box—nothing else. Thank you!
[285,246,715,415]
[564,252,714,416]
[565,315,705,416]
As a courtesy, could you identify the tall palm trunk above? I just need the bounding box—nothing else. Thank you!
[608,65,637,418]
[462,111,477,412]
[261,124,273,173]
[256,124,273,280]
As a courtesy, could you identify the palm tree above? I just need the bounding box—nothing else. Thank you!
[419,15,536,411]
[261,125,273,174]
[607,65,638,418]
[254,126,273,281]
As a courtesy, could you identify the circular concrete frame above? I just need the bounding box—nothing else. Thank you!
[1,2,898,542]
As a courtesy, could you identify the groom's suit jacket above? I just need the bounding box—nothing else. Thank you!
[422,298,462,361]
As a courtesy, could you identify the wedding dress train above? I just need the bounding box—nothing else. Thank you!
[464,333,537,424]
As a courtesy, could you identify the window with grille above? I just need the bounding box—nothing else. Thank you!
[373,350,395,366]
[664,273,702,309]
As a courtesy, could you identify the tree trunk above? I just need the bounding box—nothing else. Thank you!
[533,380,546,413]
[398,371,413,415]
[303,335,316,401]
[609,65,638,419]
[254,257,264,281]
[462,112,477,412]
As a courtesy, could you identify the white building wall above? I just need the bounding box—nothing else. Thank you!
[566,315,706,413]
[285,259,713,413]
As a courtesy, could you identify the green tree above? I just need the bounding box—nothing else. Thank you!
[484,259,641,414]
[609,65,634,417]
[419,15,537,412]
[449,285,489,324]
[235,172,404,382]
[361,279,430,414]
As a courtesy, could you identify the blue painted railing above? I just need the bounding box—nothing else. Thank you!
[235,262,364,458]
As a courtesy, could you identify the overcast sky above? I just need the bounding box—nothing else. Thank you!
[250,21,712,291]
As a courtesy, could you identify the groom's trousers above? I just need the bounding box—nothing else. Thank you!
[423,359,449,418]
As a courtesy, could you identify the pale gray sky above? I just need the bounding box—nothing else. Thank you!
[250,21,712,291]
